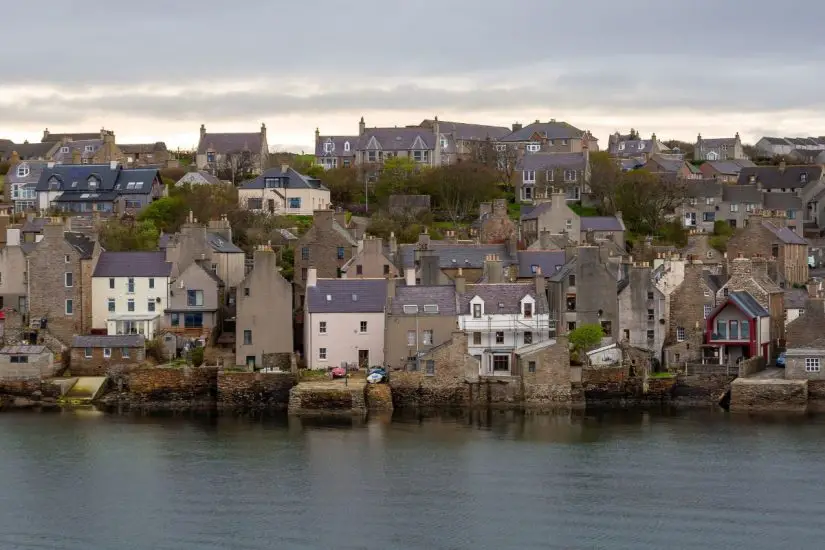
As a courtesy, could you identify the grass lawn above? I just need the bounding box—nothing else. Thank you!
[649,371,675,379]
[569,203,599,217]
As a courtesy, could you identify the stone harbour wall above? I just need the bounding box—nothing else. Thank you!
[288,385,366,415]
[121,366,218,403]
[365,384,393,411]
[217,372,296,410]
[730,379,808,413]
[674,374,737,404]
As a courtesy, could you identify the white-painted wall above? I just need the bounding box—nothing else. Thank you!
[92,275,170,339]
[304,311,385,369]
[238,187,331,216]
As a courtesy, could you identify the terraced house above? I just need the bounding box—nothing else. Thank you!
[195,123,269,176]
[516,151,589,202]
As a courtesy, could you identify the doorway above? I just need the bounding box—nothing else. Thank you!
[358,349,370,369]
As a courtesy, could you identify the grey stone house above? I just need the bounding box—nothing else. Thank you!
[694,133,745,161]
[0,227,30,313]
[497,119,599,153]
[341,236,399,279]
[385,281,458,370]
[293,210,357,308]
[784,296,825,380]
[521,190,625,249]
[166,261,223,338]
[315,131,358,169]
[196,123,269,176]
[618,262,667,360]
[70,334,145,376]
[417,118,510,165]
[607,131,671,161]
[4,153,46,212]
[235,247,293,369]
[516,152,590,203]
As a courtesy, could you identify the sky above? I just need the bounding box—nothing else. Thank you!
[2,0,825,152]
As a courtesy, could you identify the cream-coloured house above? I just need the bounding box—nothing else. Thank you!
[304,271,387,370]
[91,251,172,340]
[238,165,330,216]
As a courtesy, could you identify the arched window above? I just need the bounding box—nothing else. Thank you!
[344,141,350,152]
[88,176,98,189]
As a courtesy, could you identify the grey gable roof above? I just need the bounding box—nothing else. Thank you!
[175,171,223,186]
[362,128,436,151]
[64,232,95,259]
[398,243,517,270]
[763,193,803,211]
[6,160,48,186]
[699,137,737,147]
[240,166,328,190]
[727,291,770,318]
[316,136,358,157]
[36,163,121,192]
[737,165,822,188]
[581,216,624,231]
[784,288,808,310]
[389,285,457,315]
[518,152,586,171]
[10,141,55,160]
[422,120,510,141]
[686,181,723,198]
[457,283,549,315]
[762,221,807,245]
[51,139,102,162]
[206,232,243,253]
[517,250,566,278]
[93,251,172,277]
[306,279,387,313]
[706,160,751,174]
[722,185,761,203]
[73,334,145,348]
[499,121,584,142]
[197,132,262,155]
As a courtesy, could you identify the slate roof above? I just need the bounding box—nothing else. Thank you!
[119,142,167,154]
[93,251,172,278]
[705,160,754,174]
[422,120,510,141]
[22,218,47,233]
[784,288,808,310]
[239,166,327,190]
[5,160,49,186]
[762,221,807,245]
[581,217,624,231]
[516,250,566,278]
[197,132,262,155]
[786,299,825,347]
[42,132,100,143]
[647,155,686,173]
[9,142,55,160]
[72,334,145,348]
[35,164,159,198]
[699,137,737,147]
[686,180,722,198]
[703,273,728,294]
[499,121,584,142]
[548,257,577,283]
[389,285,457,315]
[737,165,822,189]
[763,193,803,211]
[361,128,436,151]
[518,152,587,171]
[726,291,770,318]
[306,279,387,313]
[206,232,243,253]
[398,243,517,270]
[175,171,223,186]
[0,345,47,355]
[457,283,549,315]
[620,158,644,171]
[722,185,762,203]
[51,139,103,162]
[316,136,358,157]
[64,232,95,259]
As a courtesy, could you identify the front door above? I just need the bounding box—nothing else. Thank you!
[358,349,370,369]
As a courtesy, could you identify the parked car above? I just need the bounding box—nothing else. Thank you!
[331,367,346,379]
[776,352,786,368]
[367,367,387,384]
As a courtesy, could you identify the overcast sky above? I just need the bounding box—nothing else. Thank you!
[2,0,824,151]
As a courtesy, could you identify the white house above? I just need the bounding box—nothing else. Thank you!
[304,271,387,370]
[238,165,331,216]
[456,274,550,376]
[91,251,172,340]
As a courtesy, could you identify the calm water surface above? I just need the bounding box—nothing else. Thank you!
[0,408,823,549]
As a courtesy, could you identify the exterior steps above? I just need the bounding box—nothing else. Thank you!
[62,376,107,402]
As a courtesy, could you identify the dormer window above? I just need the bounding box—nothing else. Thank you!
[523,302,533,319]
[638,142,644,149]
[344,141,350,152]
[48,177,60,190]
[801,173,808,183]
[749,175,756,183]
[88,177,98,189]
[324,142,333,153]
[472,303,482,318]
[440,137,448,149]
[60,146,69,154]
[495,144,506,152]
[84,145,95,152]
[564,169,577,182]
[526,142,540,152]
[619,143,625,150]
[16,164,29,178]
[265,177,277,188]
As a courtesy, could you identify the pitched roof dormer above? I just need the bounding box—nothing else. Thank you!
[365,135,382,150]
[469,295,485,317]
[410,135,428,150]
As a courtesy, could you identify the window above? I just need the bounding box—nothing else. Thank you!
[676,326,685,342]
[473,332,482,345]
[729,320,739,340]
[647,291,654,300]
[9,355,28,364]
[360,321,368,333]
[60,146,69,154]
[801,173,808,184]
[473,304,482,318]
[523,302,533,318]
[243,330,252,345]
[403,305,419,314]
[422,330,433,345]
[367,151,377,162]
[545,170,554,182]
[723,288,729,297]
[356,265,363,275]
[741,319,749,337]
[564,169,576,182]
[344,141,351,152]
[109,278,115,289]
[523,186,533,200]
[103,348,112,359]
[127,299,135,312]
[495,331,504,344]
[566,294,576,311]
[64,254,71,263]
[493,355,509,371]
[524,331,533,345]
[787,210,796,220]
[64,272,73,287]
[289,197,301,209]
[647,309,655,321]
[600,321,612,336]
[806,358,821,372]
[320,321,327,334]
[407,330,416,346]
[568,322,576,332]
[148,300,156,312]
[425,359,435,375]
[184,313,203,328]
[301,247,310,261]
[337,247,345,260]
[646,330,655,340]
[745,203,755,213]
[703,304,711,319]
[187,290,204,307]
[148,278,154,289]
[16,164,29,178]
[528,361,536,373]
[127,278,135,293]
[706,197,715,205]
[383,264,390,275]
[247,198,263,210]
[772,244,779,258]
[88,177,97,189]
[244,287,250,297]
[565,219,572,231]
[568,274,576,287]
[301,268,307,281]
[171,313,180,326]
[716,320,727,340]
[526,142,540,152]
[703,212,715,222]
[65,299,73,315]
[324,142,333,153]
[319,347,327,360]
[523,170,536,183]
[122,348,130,359]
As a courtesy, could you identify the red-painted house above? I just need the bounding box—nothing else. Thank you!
[703,291,771,365]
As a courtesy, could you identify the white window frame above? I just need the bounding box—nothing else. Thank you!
[103,347,112,358]
[319,321,327,334]
[806,358,821,372]
[676,326,686,342]
[65,299,73,315]
[16,164,29,178]
[324,142,333,153]
[730,203,739,212]
[64,272,73,287]
[422,330,433,345]
[60,146,69,154]
[344,141,350,152]
[407,330,416,346]
[360,321,368,333]
[319,347,327,360]
[525,142,540,153]
[703,305,711,319]
[84,145,95,153]
[564,169,576,182]
[523,170,535,183]
[84,347,92,359]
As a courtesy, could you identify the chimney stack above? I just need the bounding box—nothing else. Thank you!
[71,148,81,164]
[306,267,318,288]
[359,116,366,136]
[534,265,545,297]
[9,150,20,165]
[405,267,416,286]
[779,159,786,173]
[455,267,466,294]
[484,254,503,284]
[200,124,206,140]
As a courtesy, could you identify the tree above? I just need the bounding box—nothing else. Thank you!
[217,150,256,185]
[98,219,160,251]
[322,166,362,206]
[188,346,205,367]
[663,140,694,159]
[569,324,604,358]
[614,170,686,234]
[587,151,623,214]
[375,156,422,204]
[422,162,499,224]
[471,138,518,189]
[628,128,640,140]
[169,183,239,229]
[138,196,188,233]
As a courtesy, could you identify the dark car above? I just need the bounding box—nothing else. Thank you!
[776,352,786,368]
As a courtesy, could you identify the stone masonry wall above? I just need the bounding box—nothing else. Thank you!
[665,263,713,366]
[125,366,218,402]
[730,379,808,412]
[518,336,574,403]
[217,372,296,409]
